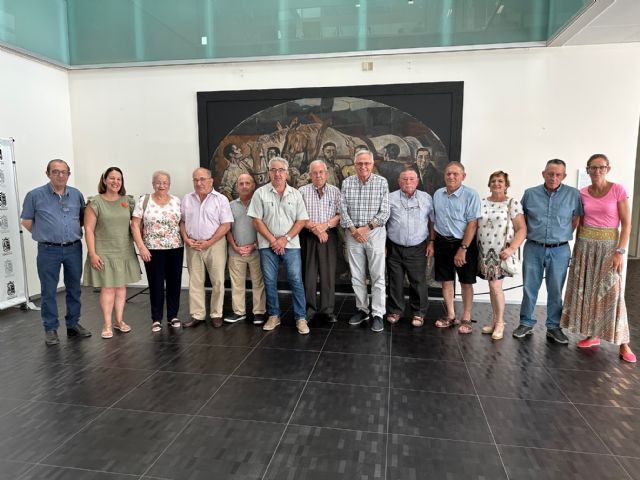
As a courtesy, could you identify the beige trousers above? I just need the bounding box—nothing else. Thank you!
[185,239,227,319]
[228,254,266,315]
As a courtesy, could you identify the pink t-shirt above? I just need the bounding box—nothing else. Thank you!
[581,183,627,228]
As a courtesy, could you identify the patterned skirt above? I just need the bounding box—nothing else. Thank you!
[560,226,629,345]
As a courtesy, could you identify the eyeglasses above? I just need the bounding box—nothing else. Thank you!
[50,170,70,176]
[154,181,169,186]
[588,165,609,172]
[269,168,287,174]
[193,177,212,183]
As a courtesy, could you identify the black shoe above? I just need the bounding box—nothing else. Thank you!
[253,314,265,325]
[45,330,59,345]
[512,324,533,338]
[327,314,338,323]
[546,328,569,344]
[183,317,204,328]
[224,313,246,323]
[349,310,369,325]
[211,317,223,328]
[371,316,384,333]
[67,323,92,338]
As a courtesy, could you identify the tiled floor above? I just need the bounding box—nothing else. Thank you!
[1,260,640,479]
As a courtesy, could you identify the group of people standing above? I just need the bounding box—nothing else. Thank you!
[20,150,633,362]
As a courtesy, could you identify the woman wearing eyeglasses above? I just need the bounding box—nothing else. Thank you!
[131,171,184,332]
[83,167,141,339]
[561,154,634,362]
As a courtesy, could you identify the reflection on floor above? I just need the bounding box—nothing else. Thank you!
[1,260,640,479]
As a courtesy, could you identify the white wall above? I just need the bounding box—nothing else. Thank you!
[0,48,74,298]
[68,43,640,303]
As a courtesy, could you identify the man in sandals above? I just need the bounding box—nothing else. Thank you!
[432,161,481,333]
[385,168,434,327]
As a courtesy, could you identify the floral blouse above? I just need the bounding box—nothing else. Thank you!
[132,194,183,250]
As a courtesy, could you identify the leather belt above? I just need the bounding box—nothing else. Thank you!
[40,240,81,247]
[529,240,568,248]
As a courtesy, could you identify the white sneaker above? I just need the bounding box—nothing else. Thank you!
[263,315,281,331]
[296,319,310,335]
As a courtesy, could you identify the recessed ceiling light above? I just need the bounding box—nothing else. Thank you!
[497,4,505,14]
[408,0,414,4]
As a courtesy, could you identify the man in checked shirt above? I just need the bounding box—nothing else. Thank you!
[340,150,390,332]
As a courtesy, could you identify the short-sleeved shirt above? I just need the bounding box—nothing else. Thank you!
[521,183,583,243]
[299,183,341,224]
[247,183,309,249]
[132,194,183,250]
[581,183,627,228]
[386,189,434,247]
[229,198,258,257]
[21,183,85,243]
[181,189,233,241]
[340,173,390,229]
[432,184,481,239]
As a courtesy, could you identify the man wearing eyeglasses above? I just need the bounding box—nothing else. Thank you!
[248,157,310,334]
[513,159,583,343]
[340,149,390,333]
[21,159,90,345]
[180,167,233,328]
[386,168,434,328]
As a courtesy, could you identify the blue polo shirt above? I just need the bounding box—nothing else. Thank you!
[433,184,481,239]
[21,183,85,243]
[521,183,583,244]
[387,189,434,247]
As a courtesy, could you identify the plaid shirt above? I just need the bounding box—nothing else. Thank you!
[340,173,390,229]
[299,183,341,224]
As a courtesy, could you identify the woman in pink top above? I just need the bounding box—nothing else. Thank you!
[561,154,634,362]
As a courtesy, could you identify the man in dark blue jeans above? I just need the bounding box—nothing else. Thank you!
[21,159,91,345]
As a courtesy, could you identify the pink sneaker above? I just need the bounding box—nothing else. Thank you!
[577,337,600,349]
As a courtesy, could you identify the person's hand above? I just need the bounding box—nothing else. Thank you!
[271,236,287,255]
[90,253,104,271]
[237,244,254,256]
[185,238,198,249]
[311,223,329,235]
[139,245,152,262]
[613,252,625,274]
[454,248,467,267]
[426,243,434,257]
[353,226,369,244]
[318,231,329,243]
[499,246,515,261]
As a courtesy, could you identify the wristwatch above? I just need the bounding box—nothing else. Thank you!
[460,243,468,250]
[285,234,292,242]
[367,222,376,230]
[616,248,626,255]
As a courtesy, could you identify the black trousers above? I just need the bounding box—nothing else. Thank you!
[143,247,184,322]
[386,239,429,317]
[301,229,337,317]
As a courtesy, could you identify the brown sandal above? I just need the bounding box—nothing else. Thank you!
[435,317,456,328]
[411,316,424,327]
[458,320,473,334]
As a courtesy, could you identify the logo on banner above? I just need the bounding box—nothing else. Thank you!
[0,192,6,210]
[6,281,15,298]
[4,259,13,276]
[2,237,11,255]
[0,216,7,231]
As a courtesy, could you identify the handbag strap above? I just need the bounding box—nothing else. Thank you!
[503,198,512,249]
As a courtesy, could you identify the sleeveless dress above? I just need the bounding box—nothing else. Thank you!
[82,195,141,288]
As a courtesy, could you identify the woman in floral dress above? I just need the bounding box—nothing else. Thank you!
[476,171,526,340]
[131,171,184,332]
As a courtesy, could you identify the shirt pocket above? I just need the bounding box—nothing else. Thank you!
[281,200,298,220]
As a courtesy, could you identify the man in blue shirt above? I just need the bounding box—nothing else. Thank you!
[432,161,481,334]
[21,160,90,345]
[513,159,583,343]
[386,168,434,327]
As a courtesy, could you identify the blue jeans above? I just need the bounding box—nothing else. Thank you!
[259,248,306,320]
[519,241,571,329]
[37,242,83,332]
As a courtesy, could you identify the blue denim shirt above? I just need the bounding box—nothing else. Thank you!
[21,183,85,243]
[387,189,434,247]
[521,183,583,244]
[433,184,481,239]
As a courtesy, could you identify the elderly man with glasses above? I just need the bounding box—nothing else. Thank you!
[248,157,310,334]
[180,167,233,328]
[21,159,90,345]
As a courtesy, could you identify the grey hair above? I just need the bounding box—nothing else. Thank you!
[269,157,289,170]
[354,149,373,162]
[152,170,171,184]
[308,160,328,172]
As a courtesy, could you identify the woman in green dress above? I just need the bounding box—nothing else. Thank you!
[83,167,141,339]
